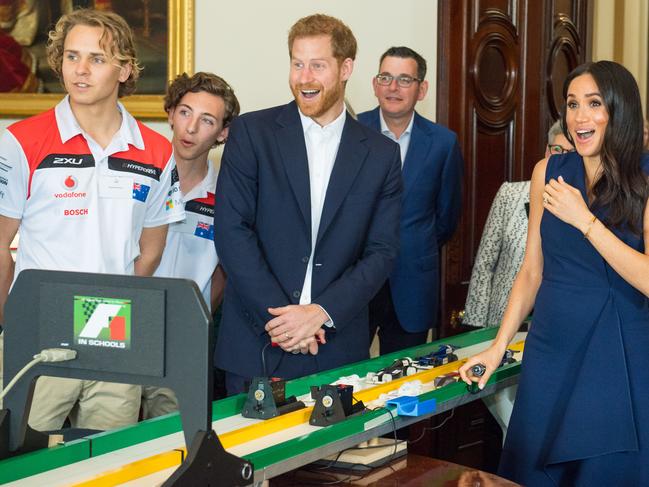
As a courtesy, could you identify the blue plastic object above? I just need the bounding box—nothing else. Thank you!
[385,396,436,417]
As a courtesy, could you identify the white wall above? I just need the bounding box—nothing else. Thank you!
[194,0,438,120]
[592,0,648,113]
[0,1,438,140]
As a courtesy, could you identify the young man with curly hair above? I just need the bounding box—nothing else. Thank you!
[0,9,184,432]
[142,72,240,417]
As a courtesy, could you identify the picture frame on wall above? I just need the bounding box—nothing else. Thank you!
[0,0,193,119]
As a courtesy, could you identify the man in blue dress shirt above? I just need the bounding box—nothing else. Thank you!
[359,46,464,354]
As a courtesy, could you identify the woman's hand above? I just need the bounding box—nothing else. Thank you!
[458,344,506,390]
[542,176,594,233]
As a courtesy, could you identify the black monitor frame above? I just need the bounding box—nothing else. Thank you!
[1,270,252,485]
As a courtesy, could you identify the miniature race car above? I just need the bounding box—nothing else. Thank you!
[367,358,416,383]
[500,348,518,366]
[415,344,458,367]
[433,371,461,388]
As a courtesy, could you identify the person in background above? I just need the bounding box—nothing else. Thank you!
[463,120,574,328]
[460,61,649,485]
[0,8,184,432]
[213,14,402,395]
[141,72,239,417]
[358,46,463,354]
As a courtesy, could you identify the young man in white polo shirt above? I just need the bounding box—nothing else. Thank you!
[142,72,240,418]
[0,9,184,432]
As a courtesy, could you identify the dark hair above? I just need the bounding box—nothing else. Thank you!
[164,72,240,146]
[379,46,427,80]
[288,14,357,63]
[561,61,648,234]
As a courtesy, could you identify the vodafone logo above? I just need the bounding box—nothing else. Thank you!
[55,175,86,199]
[63,175,78,190]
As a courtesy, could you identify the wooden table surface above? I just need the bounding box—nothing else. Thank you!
[269,453,521,486]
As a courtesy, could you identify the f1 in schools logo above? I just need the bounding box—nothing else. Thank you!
[74,296,131,349]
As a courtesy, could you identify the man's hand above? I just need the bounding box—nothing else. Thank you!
[134,225,168,276]
[266,304,328,353]
[295,328,327,355]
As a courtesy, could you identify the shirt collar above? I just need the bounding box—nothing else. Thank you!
[182,160,218,202]
[54,95,145,150]
[379,109,415,139]
[298,105,347,138]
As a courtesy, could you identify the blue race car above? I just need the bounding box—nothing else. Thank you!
[416,344,458,367]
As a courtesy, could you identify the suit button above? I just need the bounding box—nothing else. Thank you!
[292,290,301,298]
[302,256,309,263]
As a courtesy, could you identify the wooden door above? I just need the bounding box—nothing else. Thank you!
[437,0,591,335]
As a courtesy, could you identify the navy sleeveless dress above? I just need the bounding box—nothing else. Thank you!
[499,151,649,486]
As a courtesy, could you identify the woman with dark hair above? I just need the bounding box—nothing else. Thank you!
[460,60,649,485]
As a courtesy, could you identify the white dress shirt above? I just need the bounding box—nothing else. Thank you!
[298,106,346,310]
[379,110,414,166]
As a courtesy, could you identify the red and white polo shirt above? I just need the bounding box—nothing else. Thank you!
[0,97,184,280]
[154,161,218,310]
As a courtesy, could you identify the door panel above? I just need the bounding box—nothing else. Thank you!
[437,0,590,335]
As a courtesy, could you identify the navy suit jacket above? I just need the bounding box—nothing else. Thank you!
[358,108,463,332]
[214,101,402,379]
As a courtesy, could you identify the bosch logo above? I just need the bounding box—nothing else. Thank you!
[64,208,89,216]
[53,157,84,165]
[63,175,78,190]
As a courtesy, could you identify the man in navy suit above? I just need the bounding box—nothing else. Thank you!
[358,46,463,354]
[213,14,402,394]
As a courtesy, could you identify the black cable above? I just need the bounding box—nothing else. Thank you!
[260,340,290,378]
[291,384,465,484]
[277,469,355,486]
[407,408,455,445]
[314,405,400,476]
[260,342,271,377]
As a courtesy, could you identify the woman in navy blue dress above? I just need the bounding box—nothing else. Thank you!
[460,60,649,486]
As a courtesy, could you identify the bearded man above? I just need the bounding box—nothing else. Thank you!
[213,13,402,394]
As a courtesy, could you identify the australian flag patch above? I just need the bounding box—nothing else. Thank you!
[132,182,151,202]
[194,221,214,240]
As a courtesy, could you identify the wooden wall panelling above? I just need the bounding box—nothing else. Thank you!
[437,0,590,335]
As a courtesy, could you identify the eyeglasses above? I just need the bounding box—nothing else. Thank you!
[547,144,575,155]
[375,73,422,88]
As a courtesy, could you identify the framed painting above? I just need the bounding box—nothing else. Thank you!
[0,0,193,119]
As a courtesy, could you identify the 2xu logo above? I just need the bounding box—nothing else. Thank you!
[38,154,95,170]
[53,157,84,165]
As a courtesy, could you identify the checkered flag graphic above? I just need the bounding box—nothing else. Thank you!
[81,300,99,320]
